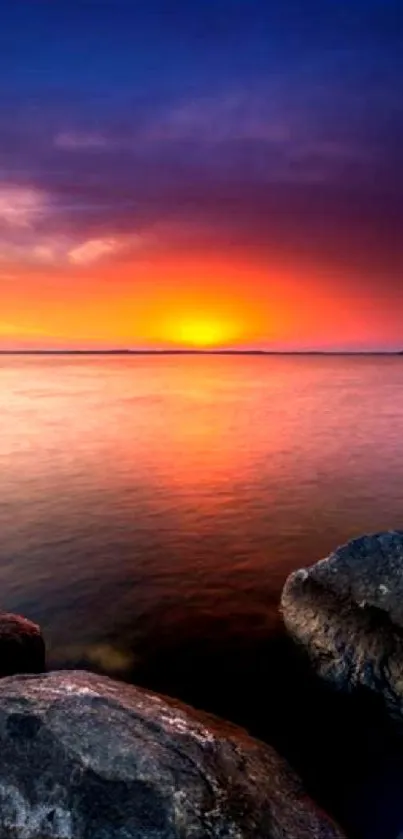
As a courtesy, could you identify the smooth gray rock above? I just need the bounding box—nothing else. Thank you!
[0,613,45,677]
[281,531,403,725]
[0,670,345,838]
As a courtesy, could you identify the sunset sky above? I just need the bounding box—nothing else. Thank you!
[1,0,403,350]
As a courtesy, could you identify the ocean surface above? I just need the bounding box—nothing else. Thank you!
[1,354,403,722]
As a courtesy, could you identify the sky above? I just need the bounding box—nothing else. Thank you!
[1,0,403,350]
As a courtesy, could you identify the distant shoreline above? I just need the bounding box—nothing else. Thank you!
[0,350,402,357]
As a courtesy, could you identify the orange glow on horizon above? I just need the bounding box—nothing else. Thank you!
[0,247,400,351]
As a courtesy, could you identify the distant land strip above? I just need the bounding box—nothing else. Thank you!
[0,350,402,356]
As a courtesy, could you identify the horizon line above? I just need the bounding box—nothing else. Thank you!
[0,349,402,356]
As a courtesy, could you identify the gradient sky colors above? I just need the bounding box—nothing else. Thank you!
[1,1,403,350]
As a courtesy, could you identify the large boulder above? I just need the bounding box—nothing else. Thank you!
[0,669,344,838]
[281,530,403,725]
[0,613,45,677]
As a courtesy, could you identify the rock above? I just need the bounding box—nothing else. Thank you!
[281,530,403,726]
[281,532,403,837]
[0,669,345,838]
[0,613,45,677]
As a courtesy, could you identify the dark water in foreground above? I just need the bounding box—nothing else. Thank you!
[1,355,403,835]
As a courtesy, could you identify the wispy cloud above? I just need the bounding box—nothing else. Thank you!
[68,237,120,264]
[66,233,142,266]
[0,232,68,266]
[0,228,143,268]
[48,87,378,195]
[31,244,60,263]
[144,93,293,144]
[54,131,111,151]
[0,186,47,228]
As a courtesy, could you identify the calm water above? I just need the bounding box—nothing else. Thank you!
[1,355,403,695]
[2,354,403,837]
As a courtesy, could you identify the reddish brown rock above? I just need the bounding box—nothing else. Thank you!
[0,613,45,677]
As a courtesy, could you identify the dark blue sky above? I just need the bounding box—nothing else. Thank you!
[1,0,403,348]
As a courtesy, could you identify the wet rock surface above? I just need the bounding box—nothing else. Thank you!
[281,530,403,723]
[0,613,45,677]
[0,669,345,839]
[281,531,403,839]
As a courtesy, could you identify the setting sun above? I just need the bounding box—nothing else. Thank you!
[177,318,233,347]
[174,317,237,348]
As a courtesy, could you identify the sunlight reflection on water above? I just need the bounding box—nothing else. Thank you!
[0,354,403,691]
